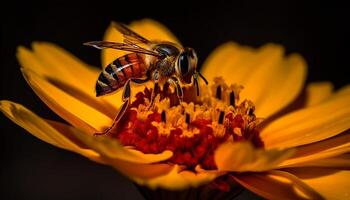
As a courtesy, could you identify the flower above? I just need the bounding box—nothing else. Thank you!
[1,18,350,200]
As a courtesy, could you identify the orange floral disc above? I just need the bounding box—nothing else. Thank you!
[108,77,263,171]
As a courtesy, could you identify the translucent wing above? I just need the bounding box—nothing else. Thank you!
[112,22,150,44]
[83,41,163,57]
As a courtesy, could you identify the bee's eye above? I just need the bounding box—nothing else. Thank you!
[178,53,190,75]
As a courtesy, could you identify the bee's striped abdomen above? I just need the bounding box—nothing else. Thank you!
[96,53,146,96]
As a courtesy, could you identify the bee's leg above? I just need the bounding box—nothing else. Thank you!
[148,82,159,108]
[168,77,183,102]
[148,71,160,109]
[94,99,130,136]
[163,82,170,94]
[131,77,150,84]
[94,79,132,136]
[122,79,132,101]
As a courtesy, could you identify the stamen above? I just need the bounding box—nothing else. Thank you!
[218,111,225,124]
[185,113,191,124]
[229,91,235,106]
[161,110,166,122]
[181,106,185,114]
[248,108,254,116]
[216,86,222,100]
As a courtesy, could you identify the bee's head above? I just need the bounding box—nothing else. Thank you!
[175,47,198,84]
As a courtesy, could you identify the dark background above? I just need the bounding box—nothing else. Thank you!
[1,1,349,199]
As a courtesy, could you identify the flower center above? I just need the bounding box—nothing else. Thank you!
[108,77,264,170]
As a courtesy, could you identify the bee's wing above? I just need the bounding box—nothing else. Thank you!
[83,41,163,57]
[112,22,150,44]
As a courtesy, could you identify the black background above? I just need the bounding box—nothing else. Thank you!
[1,1,349,199]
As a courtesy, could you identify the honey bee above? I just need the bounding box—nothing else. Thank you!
[84,22,208,133]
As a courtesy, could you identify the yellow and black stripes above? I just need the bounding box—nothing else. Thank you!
[96,53,147,96]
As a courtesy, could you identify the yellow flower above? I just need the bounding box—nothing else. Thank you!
[1,19,350,200]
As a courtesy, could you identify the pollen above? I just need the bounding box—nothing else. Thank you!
[109,77,264,170]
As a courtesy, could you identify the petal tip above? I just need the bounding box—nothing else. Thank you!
[0,100,11,111]
[16,46,31,58]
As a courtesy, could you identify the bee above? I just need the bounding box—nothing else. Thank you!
[84,22,208,133]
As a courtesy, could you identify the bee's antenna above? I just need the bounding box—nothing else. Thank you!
[197,71,208,85]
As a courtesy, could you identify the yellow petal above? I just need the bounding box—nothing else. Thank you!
[0,100,101,163]
[305,82,334,107]
[328,84,350,100]
[0,100,174,179]
[215,142,294,172]
[233,170,323,200]
[22,68,112,132]
[279,132,350,168]
[261,87,350,149]
[70,127,173,164]
[103,157,173,180]
[202,43,307,118]
[102,18,180,67]
[17,43,119,111]
[286,168,350,200]
[240,50,306,119]
[134,165,219,190]
[201,42,255,91]
[285,154,350,168]
[18,43,97,96]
